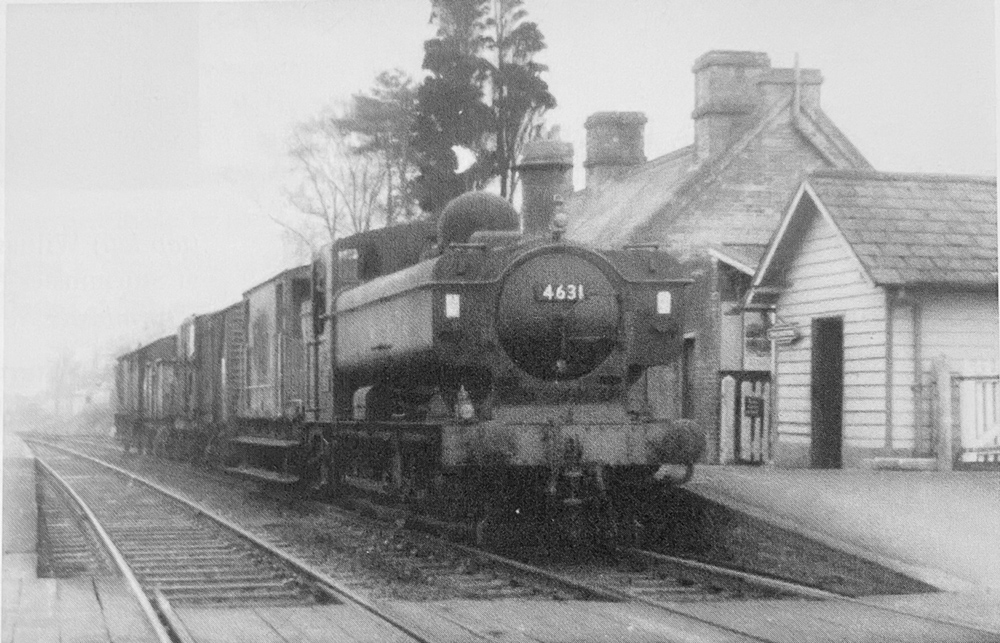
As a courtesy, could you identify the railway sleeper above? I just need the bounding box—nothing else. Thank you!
[137,572,289,585]
[132,567,278,579]
[120,544,241,555]
[124,552,252,564]
[160,588,311,604]
[111,531,218,541]
[144,579,300,592]
[128,558,263,570]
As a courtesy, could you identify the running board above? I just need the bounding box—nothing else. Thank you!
[223,466,299,485]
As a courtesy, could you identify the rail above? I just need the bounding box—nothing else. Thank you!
[27,439,437,643]
[33,455,175,643]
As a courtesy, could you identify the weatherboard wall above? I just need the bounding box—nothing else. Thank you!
[920,291,999,365]
[772,199,889,467]
[888,300,918,453]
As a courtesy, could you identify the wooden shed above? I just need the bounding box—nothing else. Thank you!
[747,170,998,468]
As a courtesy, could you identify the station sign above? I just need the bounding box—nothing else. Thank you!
[766,323,801,345]
[743,396,765,418]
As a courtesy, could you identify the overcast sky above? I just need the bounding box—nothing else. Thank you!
[4,0,996,397]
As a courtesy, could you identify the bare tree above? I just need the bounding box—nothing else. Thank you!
[282,112,389,250]
[336,70,421,226]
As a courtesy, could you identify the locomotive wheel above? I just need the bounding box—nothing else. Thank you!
[297,435,342,498]
[601,497,645,550]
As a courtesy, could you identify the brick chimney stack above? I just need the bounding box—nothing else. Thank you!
[758,66,823,112]
[517,140,574,235]
[692,50,823,162]
[584,111,647,189]
[692,51,770,161]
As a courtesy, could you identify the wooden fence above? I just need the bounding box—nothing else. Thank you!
[933,359,999,469]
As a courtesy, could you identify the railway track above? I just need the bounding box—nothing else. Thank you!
[32,439,826,606]
[36,447,332,607]
[33,436,1000,643]
[28,440,443,643]
[36,467,116,578]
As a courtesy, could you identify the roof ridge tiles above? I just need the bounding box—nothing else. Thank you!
[809,168,997,184]
[800,108,873,169]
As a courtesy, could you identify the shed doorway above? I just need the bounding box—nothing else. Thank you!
[810,317,844,468]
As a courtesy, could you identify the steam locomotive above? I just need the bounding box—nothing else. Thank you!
[115,192,703,538]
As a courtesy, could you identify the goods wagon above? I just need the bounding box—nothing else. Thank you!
[114,335,178,454]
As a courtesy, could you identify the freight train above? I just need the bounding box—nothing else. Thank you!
[115,192,704,540]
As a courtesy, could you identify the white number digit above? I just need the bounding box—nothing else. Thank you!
[578,284,584,300]
[543,284,554,300]
[556,285,566,300]
[566,284,577,300]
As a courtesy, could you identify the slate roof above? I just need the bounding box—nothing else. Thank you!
[565,97,872,249]
[566,145,696,246]
[806,170,998,286]
[710,244,769,275]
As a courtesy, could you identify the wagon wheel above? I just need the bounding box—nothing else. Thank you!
[300,435,347,500]
[324,438,346,499]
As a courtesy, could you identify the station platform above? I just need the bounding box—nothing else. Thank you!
[2,432,159,643]
[686,465,1000,630]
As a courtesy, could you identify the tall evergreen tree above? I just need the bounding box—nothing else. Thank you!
[414,0,554,212]
[482,0,556,199]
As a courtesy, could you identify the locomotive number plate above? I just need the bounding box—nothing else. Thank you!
[535,283,585,302]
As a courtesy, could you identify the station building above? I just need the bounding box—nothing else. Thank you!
[518,50,998,468]
[746,171,997,468]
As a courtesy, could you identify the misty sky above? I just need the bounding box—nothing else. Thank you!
[4,0,997,397]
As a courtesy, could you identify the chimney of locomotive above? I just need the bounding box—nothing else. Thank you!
[584,111,646,190]
[517,140,574,236]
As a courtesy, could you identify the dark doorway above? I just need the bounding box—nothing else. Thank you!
[682,338,696,419]
[811,317,844,468]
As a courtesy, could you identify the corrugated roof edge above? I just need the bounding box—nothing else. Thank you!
[880,278,999,289]
[242,263,312,297]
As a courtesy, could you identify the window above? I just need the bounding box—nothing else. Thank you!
[358,245,383,281]
[338,248,359,282]
[289,278,311,339]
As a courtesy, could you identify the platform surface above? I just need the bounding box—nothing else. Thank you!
[2,432,160,643]
[687,466,1000,593]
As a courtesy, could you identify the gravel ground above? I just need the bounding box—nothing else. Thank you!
[649,488,937,597]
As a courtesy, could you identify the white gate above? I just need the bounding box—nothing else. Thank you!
[719,371,771,464]
[956,361,1000,463]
